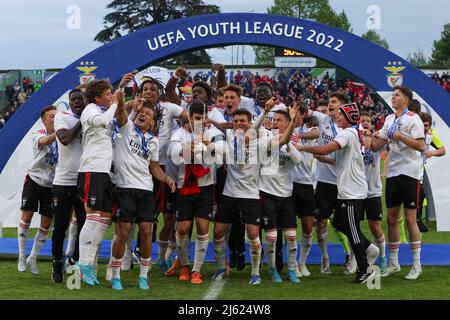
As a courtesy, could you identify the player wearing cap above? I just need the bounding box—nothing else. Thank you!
[370,86,425,280]
[50,90,86,283]
[17,106,58,275]
[295,103,378,284]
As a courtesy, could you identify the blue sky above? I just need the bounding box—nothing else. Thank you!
[0,0,448,69]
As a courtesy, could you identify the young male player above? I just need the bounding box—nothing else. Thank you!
[17,106,58,275]
[51,89,86,283]
[256,104,301,283]
[76,79,119,286]
[370,86,425,280]
[359,111,387,272]
[110,90,176,290]
[169,100,223,284]
[295,103,378,284]
[291,104,319,277]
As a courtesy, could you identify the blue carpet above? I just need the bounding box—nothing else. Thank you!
[1,238,449,265]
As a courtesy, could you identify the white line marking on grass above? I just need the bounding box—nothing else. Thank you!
[203,279,227,300]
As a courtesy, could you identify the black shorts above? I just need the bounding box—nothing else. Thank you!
[115,188,156,223]
[292,183,315,217]
[154,176,177,215]
[77,172,114,213]
[176,185,214,222]
[361,197,383,221]
[21,175,53,218]
[385,175,420,209]
[315,181,338,220]
[260,191,296,229]
[52,185,85,220]
[215,195,261,226]
[215,165,227,204]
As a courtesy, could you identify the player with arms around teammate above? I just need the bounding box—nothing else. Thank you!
[370,86,425,280]
[17,106,58,275]
[51,90,87,283]
[110,89,176,290]
[295,103,378,284]
[76,79,119,286]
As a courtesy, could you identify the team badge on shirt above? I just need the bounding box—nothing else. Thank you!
[89,196,97,206]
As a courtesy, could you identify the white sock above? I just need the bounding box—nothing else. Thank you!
[410,241,421,267]
[158,240,168,261]
[176,232,190,266]
[248,237,262,276]
[165,240,177,261]
[317,229,329,261]
[375,235,386,258]
[265,230,277,269]
[108,234,116,268]
[88,217,111,265]
[65,220,78,257]
[29,227,49,259]
[139,257,151,278]
[299,232,312,266]
[192,233,209,273]
[284,230,298,271]
[78,216,97,266]
[17,220,30,258]
[111,256,122,279]
[388,242,400,267]
[124,224,134,260]
[214,236,227,270]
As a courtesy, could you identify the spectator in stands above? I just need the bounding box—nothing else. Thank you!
[18,90,27,105]
[5,85,15,104]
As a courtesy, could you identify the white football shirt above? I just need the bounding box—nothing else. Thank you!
[379,110,424,179]
[114,119,159,191]
[312,111,342,185]
[53,111,82,186]
[259,139,303,198]
[292,125,317,185]
[28,129,57,187]
[78,103,116,173]
[333,128,368,200]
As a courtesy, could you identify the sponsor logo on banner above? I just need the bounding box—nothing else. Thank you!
[384,61,405,88]
[77,61,98,85]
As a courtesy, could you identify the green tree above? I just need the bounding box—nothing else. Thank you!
[254,46,275,65]
[431,23,450,67]
[254,0,352,65]
[361,30,389,49]
[407,48,430,67]
[95,0,220,65]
